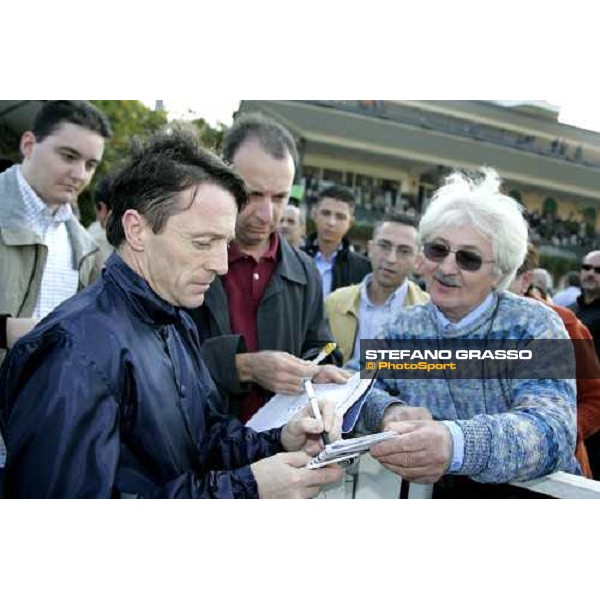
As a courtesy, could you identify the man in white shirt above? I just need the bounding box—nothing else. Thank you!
[325,211,429,363]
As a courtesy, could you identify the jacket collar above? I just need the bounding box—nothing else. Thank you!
[0,165,98,267]
[303,232,350,258]
[104,253,181,326]
[577,293,600,309]
[277,234,308,285]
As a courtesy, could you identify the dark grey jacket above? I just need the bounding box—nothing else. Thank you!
[189,236,339,417]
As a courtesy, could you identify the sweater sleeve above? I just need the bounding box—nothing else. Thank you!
[454,309,578,482]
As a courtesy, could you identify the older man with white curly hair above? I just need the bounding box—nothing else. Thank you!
[355,168,579,492]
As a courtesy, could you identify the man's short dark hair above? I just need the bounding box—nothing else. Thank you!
[106,128,247,248]
[31,101,113,141]
[222,112,298,167]
[566,271,581,287]
[372,209,419,238]
[318,185,356,212]
[94,174,114,211]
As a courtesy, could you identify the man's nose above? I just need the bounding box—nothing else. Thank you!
[70,160,87,181]
[436,251,459,273]
[255,197,273,223]
[211,243,229,276]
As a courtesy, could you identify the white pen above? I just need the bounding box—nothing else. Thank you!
[303,378,330,445]
[311,342,337,365]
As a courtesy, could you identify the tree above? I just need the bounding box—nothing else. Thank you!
[190,117,227,154]
[78,100,167,226]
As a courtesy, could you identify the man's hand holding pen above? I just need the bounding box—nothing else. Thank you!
[280,390,343,456]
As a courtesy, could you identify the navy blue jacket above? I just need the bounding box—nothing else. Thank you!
[0,254,283,498]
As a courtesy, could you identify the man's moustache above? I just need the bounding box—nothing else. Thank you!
[433,273,461,287]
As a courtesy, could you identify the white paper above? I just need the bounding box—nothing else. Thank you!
[245,371,374,432]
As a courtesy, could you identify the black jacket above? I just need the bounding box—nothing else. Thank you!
[302,233,371,293]
[0,254,282,498]
[570,294,600,358]
[189,235,338,417]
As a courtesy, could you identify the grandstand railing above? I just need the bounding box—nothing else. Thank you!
[318,455,600,499]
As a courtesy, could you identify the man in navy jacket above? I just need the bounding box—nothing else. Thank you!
[0,129,342,498]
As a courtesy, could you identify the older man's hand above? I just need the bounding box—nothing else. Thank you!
[370,420,453,483]
[381,404,433,431]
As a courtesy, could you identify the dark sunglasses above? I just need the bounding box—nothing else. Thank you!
[423,242,494,272]
[582,264,600,274]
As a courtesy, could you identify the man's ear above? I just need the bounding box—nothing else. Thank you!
[367,239,374,259]
[310,205,318,221]
[121,209,148,252]
[20,131,36,159]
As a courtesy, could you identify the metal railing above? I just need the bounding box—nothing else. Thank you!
[317,455,600,499]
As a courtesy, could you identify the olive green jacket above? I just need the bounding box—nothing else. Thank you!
[325,279,430,363]
[0,165,101,361]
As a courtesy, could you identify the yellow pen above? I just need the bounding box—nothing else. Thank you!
[311,342,337,365]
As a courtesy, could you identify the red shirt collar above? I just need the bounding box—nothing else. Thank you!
[228,232,280,264]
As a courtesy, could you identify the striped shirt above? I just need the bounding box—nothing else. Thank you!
[17,167,79,319]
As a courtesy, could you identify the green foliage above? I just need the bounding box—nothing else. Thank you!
[78,100,168,226]
[78,103,228,227]
[190,117,227,154]
[539,253,581,283]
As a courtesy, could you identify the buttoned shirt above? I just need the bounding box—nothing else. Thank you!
[222,233,279,422]
[351,275,408,361]
[314,250,338,298]
[17,167,79,319]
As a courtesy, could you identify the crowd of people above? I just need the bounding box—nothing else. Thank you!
[2,101,600,498]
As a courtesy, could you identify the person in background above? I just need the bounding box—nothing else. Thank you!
[0,129,343,498]
[277,204,305,248]
[570,251,600,358]
[510,243,600,479]
[303,185,371,297]
[188,113,347,423]
[553,270,581,307]
[87,174,114,265]
[325,210,428,363]
[530,267,553,300]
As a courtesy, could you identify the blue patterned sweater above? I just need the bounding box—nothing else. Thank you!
[356,292,579,483]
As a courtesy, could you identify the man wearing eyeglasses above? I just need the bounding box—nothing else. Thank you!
[324,211,428,363]
[571,251,600,359]
[353,168,579,495]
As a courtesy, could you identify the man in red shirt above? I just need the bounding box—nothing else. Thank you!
[190,113,348,421]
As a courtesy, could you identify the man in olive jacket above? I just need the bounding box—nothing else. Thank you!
[0,101,111,358]
[325,212,429,363]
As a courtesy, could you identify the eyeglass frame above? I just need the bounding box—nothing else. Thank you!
[582,264,600,275]
[422,241,495,272]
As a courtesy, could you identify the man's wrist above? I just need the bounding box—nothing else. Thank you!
[235,353,253,383]
[441,421,464,473]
